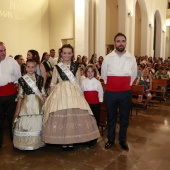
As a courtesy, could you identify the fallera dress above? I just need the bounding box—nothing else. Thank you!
[43,62,100,144]
[13,73,46,150]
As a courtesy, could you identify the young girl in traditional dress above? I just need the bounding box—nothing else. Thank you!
[13,59,47,150]
[43,44,100,150]
[81,64,103,127]
[27,50,47,86]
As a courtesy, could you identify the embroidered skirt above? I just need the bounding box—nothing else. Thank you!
[43,108,100,144]
[13,115,44,150]
[43,81,100,144]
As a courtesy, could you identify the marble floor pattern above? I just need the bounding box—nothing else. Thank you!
[0,99,170,170]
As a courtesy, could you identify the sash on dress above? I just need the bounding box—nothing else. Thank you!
[43,62,94,125]
[13,74,44,129]
[57,62,82,93]
[23,74,44,102]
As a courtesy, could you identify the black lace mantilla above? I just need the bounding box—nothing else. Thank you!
[56,62,79,81]
[18,74,44,95]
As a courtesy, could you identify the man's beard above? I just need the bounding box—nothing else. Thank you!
[115,46,125,52]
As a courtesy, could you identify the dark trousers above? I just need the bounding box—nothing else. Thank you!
[89,103,100,127]
[104,90,131,142]
[0,94,16,146]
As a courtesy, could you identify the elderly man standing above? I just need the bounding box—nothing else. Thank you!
[101,33,137,151]
[0,42,21,148]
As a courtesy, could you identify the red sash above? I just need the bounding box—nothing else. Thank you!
[0,83,17,96]
[84,91,99,104]
[106,76,131,92]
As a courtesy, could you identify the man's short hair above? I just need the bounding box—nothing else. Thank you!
[14,55,22,60]
[0,42,5,46]
[26,59,36,65]
[50,49,55,53]
[114,33,127,42]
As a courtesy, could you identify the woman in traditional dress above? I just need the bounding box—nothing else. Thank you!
[43,44,100,150]
[13,59,47,150]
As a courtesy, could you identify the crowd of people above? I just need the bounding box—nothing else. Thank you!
[135,55,170,107]
[1,32,169,153]
[0,42,103,151]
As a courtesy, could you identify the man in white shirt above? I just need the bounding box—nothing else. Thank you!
[101,33,137,151]
[48,49,56,68]
[0,42,21,148]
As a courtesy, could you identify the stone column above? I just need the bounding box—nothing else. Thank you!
[74,0,90,58]
[95,0,106,57]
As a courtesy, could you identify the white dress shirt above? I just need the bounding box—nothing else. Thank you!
[101,50,137,85]
[48,57,55,68]
[81,77,103,102]
[0,56,21,86]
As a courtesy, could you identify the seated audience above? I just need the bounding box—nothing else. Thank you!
[89,53,97,66]
[155,67,168,79]
[97,56,104,75]
[82,56,88,67]
[136,69,152,109]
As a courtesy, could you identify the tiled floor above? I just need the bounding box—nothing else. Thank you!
[1,100,170,170]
